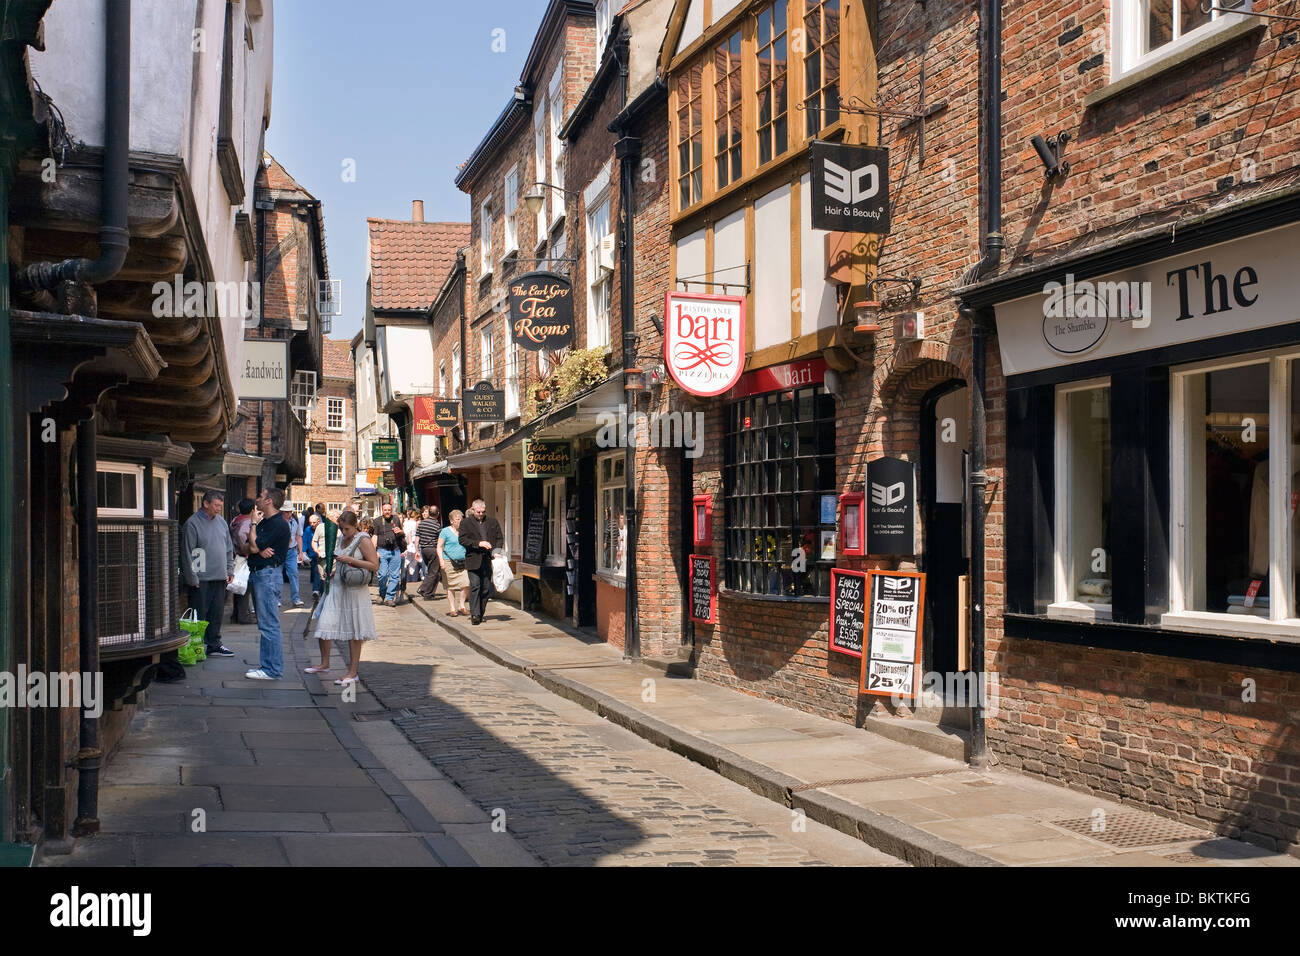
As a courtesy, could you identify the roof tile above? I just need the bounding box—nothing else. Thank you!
[367,219,469,312]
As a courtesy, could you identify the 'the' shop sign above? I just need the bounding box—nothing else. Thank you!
[663,291,746,397]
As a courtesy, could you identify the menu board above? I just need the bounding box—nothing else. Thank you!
[859,570,925,699]
[829,568,867,658]
[689,554,715,623]
[524,508,546,564]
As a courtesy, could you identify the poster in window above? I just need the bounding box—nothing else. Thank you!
[820,530,837,561]
[859,570,925,700]
[820,494,838,525]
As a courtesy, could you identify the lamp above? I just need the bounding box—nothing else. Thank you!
[523,182,576,216]
[853,300,883,334]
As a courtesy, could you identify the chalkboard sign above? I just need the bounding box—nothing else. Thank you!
[829,568,867,658]
[689,554,715,623]
[859,570,925,700]
[524,508,546,564]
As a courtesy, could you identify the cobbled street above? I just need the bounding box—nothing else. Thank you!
[358,602,897,866]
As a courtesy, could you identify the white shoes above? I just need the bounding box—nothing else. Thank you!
[245,668,278,680]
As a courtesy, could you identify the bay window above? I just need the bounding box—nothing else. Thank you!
[714,30,743,189]
[676,61,704,210]
[724,384,837,597]
[755,1,788,167]
[802,0,840,136]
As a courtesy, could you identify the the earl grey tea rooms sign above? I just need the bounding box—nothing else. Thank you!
[508,272,575,351]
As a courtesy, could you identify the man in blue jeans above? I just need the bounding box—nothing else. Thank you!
[372,501,403,606]
[246,488,291,680]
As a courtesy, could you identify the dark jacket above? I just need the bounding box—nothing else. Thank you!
[459,513,504,571]
[372,516,402,551]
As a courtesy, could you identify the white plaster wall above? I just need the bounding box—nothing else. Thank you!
[799,174,838,332]
[378,326,437,398]
[713,208,745,288]
[675,227,705,287]
[676,0,703,54]
[753,183,792,350]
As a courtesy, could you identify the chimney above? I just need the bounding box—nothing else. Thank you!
[412,200,424,222]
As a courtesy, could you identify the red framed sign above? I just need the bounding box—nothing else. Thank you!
[689,554,716,623]
[829,568,867,658]
[839,492,865,556]
[858,570,926,700]
[664,291,746,396]
[692,494,713,549]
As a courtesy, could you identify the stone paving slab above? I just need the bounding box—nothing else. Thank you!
[202,811,330,833]
[134,835,289,867]
[412,597,1300,868]
[279,835,439,867]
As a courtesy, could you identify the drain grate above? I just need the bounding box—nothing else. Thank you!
[1053,812,1207,848]
[351,708,417,721]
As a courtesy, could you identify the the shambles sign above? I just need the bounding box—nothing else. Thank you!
[508,271,575,351]
[463,380,505,422]
[810,141,891,233]
[523,439,574,478]
[859,570,925,700]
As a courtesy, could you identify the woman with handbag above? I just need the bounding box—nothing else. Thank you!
[305,510,379,686]
[438,509,470,617]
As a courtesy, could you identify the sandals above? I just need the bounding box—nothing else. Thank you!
[334,675,359,686]
[304,666,330,674]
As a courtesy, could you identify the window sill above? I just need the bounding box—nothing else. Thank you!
[1160,610,1300,643]
[718,587,829,605]
[1047,601,1112,623]
[1084,16,1264,109]
[594,570,626,588]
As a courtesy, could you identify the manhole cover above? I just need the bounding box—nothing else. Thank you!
[1053,812,1207,848]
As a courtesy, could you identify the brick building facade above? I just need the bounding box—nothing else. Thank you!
[288,338,357,515]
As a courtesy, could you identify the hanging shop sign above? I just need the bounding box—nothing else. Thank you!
[866,456,915,555]
[810,141,891,234]
[371,440,400,463]
[663,291,746,397]
[237,340,289,400]
[859,570,925,699]
[462,380,505,422]
[309,440,327,456]
[433,400,460,427]
[412,397,442,435]
[524,508,546,564]
[523,439,574,478]
[366,468,384,485]
[689,554,716,624]
[508,271,575,351]
[829,568,867,658]
[382,473,397,489]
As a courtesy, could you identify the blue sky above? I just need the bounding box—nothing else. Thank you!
[266,0,547,341]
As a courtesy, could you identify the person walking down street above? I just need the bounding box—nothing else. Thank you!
[438,509,469,616]
[314,502,339,591]
[306,510,380,686]
[246,488,291,680]
[416,506,442,600]
[305,512,325,600]
[372,502,404,607]
[282,507,305,607]
[229,498,257,625]
[181,490,236,657]
[398,509,421,602]
[458,498,503,625]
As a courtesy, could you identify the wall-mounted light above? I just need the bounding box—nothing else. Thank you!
[853,300,883,334]
[523,181,578,216]
[1031,132,1070,180]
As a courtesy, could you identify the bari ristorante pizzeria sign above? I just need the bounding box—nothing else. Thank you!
[663,291,746,397]
[508,271,575,351]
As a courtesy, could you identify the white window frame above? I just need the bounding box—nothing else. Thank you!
[481,325,495,383]
[504,165,519,256]
[510,478,523,556]
[96,461,144,518]
[327,447,346,486]
[305,445,311,484]
[596,451,626,578]
[533,103,549,241]
[1111,0,1252,80]
[291,370,317,428]
[585,181,613,351]
[596,0,614,61]
[505,338,521,420]
[549,63,566,225]
[1167,348,1300,639]
[439,361,448,398]
[1049,378,1112,623]
[543,477,566,565]
[452,345,462,398]
[149,467,169,519]
[327,396,346,431]
[480,200,494,277]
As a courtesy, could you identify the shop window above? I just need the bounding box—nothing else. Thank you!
[1172,355,1299,623]
[544,478,566,565]
[676,61,704,209]
[803,0,840,136]
[755,1,788,167]
[1112,0,1251,77]
[724,384,836,597]
[96,461,176,646]
[714,30,743,189]
[598,453,627,577]
[1052,381,1112,619]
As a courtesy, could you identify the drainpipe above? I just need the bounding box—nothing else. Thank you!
[14,0,131,299]
[959,0,1003,770]
[72,421,101,835]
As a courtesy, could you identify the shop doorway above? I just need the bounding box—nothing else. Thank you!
[920,381,969,679]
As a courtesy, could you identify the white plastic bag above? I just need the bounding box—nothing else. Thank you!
[491,550,514,593]
[227,556,249,595]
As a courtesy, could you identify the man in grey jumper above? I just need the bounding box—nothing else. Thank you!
[183,490,236,657]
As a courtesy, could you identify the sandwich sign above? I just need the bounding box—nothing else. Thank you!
[810,141,891,233]
[663,291,746,397]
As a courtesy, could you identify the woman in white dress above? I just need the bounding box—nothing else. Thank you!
[305,510,379,686]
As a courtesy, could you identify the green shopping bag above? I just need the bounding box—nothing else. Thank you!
[179,608,208,665]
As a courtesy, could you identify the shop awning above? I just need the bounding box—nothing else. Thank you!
[444,448,502,470]
[411,460,450,480]
[497,372,625,451]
